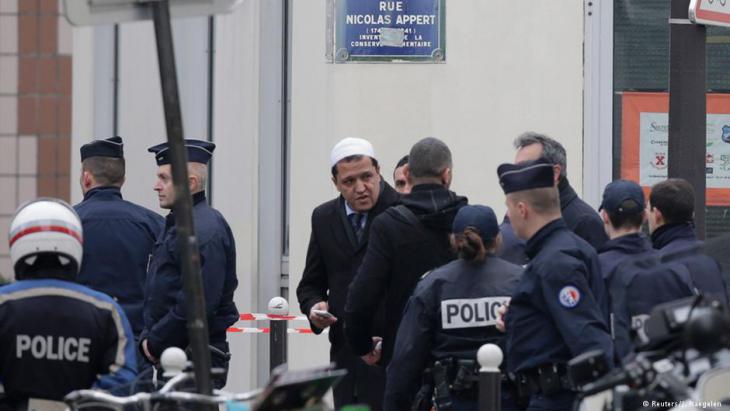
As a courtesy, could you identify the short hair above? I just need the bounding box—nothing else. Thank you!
[513,132,567,178]
[188,162,208,192]
[408,137,452,179]
[509,186,560,215]
[607,202,644,230]
[649,178,694,224]
[395,155,409,170]
[331,155,379,178]
[82,157,125,186]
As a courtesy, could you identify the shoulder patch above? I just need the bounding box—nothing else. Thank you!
[558,285,581,308]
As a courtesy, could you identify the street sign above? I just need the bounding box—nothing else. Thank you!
[63,0,243,26]
[689,0,730,28]
[332,0,445,63]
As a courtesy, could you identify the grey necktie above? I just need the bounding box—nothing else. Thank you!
[349,213,364,241]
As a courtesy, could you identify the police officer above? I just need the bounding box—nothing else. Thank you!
[74,136,164,338]
[598,180,694,360]
[385,205,522,411]
[499,132,608,265]
[647,178,729,306]
[0,199,137,405]
[496,158,613,410]
[140,139,238,389]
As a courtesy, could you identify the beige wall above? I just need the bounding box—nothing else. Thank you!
[288,0,586,370]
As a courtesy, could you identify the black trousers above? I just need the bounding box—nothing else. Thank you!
[331,344,385,411]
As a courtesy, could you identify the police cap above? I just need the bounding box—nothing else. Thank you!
[452,205,499,244]
[147,139,215,166]
[599,179,645,215]
[497,158,554,195]
[80,136,124,161]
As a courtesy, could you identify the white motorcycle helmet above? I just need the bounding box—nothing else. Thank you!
[8,198,83,281]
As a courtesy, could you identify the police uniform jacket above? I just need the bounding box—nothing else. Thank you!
[0,279,137,402]
[296,181,399,351]
[598,233,655,282]
[345,184,468,365]
[498,178,608,265]
[505,219,613,374]
[140,192,238,359]
[651,223,729,306]
[74,186,164,336]
[384,257,522,410]
[599,233,694,360]
[608,256,694,361]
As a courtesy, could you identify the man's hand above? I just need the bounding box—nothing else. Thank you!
[496,301,509,332]
[361,336,382,366]
[142,339,157,363]
[309,301,337,329]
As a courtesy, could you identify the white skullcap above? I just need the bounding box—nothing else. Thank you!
[330,137,376,167]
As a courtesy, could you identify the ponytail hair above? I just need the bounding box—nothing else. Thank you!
[451,227,496,263]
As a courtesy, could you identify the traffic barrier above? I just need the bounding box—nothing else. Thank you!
[238,313,308,321]
[229,297,332,372]
[227,327,328,334]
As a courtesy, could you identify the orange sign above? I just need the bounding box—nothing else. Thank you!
[621,92,730,206]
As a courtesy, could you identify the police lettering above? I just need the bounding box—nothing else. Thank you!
[631,314,650,344]
[441,297,510,329]
[16,335,91,363]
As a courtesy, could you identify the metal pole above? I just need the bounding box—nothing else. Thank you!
[668,0,707,239]
[268,297,289,371]
[150,0,214,402]
[477,344,502,411]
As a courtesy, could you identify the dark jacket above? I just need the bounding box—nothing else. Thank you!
[296,182,399,350]
[344,184,468,365]
[296,181,399,410]
[651,223,729,306]
[74,186,164,336]
[608,255,694,361]
[384,257,522,410]
[505,219,613,373]
[599,233,694,360]
[598,232,655,281]
[0,279,137,402]
[140,192,238,359]
[498,178,608,265]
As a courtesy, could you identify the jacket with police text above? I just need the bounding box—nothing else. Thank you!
[0,279,137,401]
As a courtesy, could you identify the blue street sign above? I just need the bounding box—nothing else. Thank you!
[334,0,445,62]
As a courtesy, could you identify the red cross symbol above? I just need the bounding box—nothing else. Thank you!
[655,154,666,166]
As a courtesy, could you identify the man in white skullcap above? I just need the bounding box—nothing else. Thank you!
[296,137,399,410]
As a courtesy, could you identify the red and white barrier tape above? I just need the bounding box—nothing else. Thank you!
[238,313,308,322]
[227,327,328,334]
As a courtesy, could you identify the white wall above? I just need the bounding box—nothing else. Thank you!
[72,2,262,392]
[288,0,586,370]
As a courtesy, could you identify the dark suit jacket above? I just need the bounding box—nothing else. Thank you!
[296,181,400,350]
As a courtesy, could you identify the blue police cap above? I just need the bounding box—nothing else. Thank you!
[599,179,645,215]
[497,158,554,194]
[147,139,215,166]
[80,136,124,161]
[452,205,499,243]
